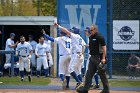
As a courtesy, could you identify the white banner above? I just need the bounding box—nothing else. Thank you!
[113,20,139,50]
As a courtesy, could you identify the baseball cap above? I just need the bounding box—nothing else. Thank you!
[10,33,15,37]
[84,27,90,34]
[70,27,80,34]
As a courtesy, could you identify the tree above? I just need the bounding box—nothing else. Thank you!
[33,0,56,16]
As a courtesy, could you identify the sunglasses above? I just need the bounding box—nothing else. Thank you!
[90,30,94,31]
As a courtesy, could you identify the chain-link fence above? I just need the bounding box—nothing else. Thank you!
[111,0,140,79]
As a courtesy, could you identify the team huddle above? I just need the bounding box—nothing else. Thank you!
[4,23,110,93]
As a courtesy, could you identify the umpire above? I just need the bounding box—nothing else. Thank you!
[77,24,110,93]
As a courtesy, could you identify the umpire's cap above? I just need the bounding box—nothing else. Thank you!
[70,27,80,34]
[10,33,15,37]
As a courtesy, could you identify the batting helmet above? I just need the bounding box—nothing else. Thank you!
[84,26,91,34]
[70,27,80,34]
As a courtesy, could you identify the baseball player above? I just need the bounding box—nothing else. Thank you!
[84,27,100,89]
[54,23,86,88]
[4,33,18,69]
[35,36,49,78]
[42,29,71,90]
[44,37,53,77]
[28,35,37,68]
[16,36,32,82]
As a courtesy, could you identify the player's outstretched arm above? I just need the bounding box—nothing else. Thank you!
[41,29,54,42]
[54,23,71,36]
[44,34,54,42]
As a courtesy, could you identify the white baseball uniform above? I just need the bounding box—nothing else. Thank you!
[16,42,32,72]
[44,40,53,67]
[35,43,49,71]
[69,33,86,75]
[4,38,15,69]
[28,40,37,67]
[54,36,71,76]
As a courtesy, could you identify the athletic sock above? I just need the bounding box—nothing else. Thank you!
[94,73,99,85]
[66,76,70,88]
[44,69,48,77]
[71,71,80,83]
[60,74,64,81]
[20,71,24,78]
[78,74,82,82]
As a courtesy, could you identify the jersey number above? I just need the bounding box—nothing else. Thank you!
[79,39,82,45]
[65,42,70,48]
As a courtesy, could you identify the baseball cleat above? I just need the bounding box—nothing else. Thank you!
[93,84,100,89]
[76,82,84,90]
[28,75,31,82]
[21,77,24,81]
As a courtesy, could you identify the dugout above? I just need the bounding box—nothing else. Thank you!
[0,16,58,77]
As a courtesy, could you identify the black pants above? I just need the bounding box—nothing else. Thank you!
[84,55,109,91]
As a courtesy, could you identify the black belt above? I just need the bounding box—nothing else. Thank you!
[60,54,70,56]
[39,55,46,56]
[72,52,81,54]
[20,55,29,57]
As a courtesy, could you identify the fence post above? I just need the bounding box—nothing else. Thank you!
[109,0,113,79]
[11,51,14,77]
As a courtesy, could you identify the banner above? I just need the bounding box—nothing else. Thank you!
[113,20,139,50]
[57,0,107,40]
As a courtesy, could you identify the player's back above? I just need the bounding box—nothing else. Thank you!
[55,36,71,55]
[70,33,85,53]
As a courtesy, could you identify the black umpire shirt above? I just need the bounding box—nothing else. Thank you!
[89,32,106,55]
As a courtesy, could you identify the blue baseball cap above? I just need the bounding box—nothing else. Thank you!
[10,33,15,37]
[70,27,80,34]
[84,27,90,34]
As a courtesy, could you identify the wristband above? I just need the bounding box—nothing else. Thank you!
[58,25,62,29]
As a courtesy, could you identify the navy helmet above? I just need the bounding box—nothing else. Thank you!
[70,27,80,34]
[84,26,90,34]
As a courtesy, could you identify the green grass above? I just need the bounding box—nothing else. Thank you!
[108,80,140,87]
[91,79,140,87]
[0,76,51,85]
[0,77,140,87]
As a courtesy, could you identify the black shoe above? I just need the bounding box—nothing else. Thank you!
[21,78,24,81]
[65,86,70,90]
[100,90,110,93]
[28,75,31,82]
[94,84,100,89]
[76,86,88,93]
